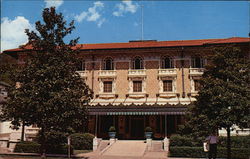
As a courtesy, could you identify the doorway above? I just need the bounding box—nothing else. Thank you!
[130,116,144,139]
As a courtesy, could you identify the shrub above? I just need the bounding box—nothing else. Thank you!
[70,133,94,150]
[109,126,116,132]
[169,146,205,157]
[145,127,152,132]
[219,135,250,148]
[14,141,40,153]
[46,144,73,154]
[169,146,250,159]
[170,135,203,147]
[35,130,71,154]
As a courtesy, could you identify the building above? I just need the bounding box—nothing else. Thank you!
[2,37,250,140]
[0,81,39,150]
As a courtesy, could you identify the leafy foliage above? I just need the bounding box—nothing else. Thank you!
[1,7,92,154]
[182,46,250,137]
[144,126,152,132]
[108,126,116,132]
[14,141,40,153]
[70,133,94,150]
[169,147,250,159]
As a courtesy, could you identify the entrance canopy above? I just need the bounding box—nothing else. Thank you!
[87,103,188,115]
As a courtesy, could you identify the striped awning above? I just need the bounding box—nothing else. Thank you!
[87,104,188,115]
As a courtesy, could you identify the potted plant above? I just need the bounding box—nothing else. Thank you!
[108,126,116,139]
[145,126,153,139]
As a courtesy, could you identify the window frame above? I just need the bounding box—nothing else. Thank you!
[133,80,143,92]
[132,56,144,69]
[161,56,174,69]
[191,57,205,68]
[103,57,114,70]
[77,60,85,71]
[163,80,173,92]
[103,81,113,93]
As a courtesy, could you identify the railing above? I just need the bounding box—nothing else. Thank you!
[158,68,177,76]
[76,71,87,78]
[128,69,146,77]
[98,70,117,78]
[189,68,205,76]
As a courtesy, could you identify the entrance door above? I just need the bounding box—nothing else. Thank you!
[130,116,144,139]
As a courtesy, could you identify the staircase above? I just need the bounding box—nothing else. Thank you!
[94,140,168,159]
[102,140,147,157]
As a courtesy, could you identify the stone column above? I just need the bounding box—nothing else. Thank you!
[146,138,152,151]
[163,137,169,151]
[93,136,98,151]
[109,138,116,145]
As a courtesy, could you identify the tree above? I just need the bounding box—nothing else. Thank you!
[1,7,92,156]
[184,46,249,159]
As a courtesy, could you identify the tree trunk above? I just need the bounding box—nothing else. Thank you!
[227,126,231,159]
[40,126,46,159]
[21,121,25,141]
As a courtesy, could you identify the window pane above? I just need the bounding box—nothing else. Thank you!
[133,81,142,92]
[104,58,113,70]
[192,57,204,68]
[103,81,112,92]
[163,80,172,92]
[194,80,200,91]
[164,58,172,68]
[77,60,85,71]
[133,57,143,69]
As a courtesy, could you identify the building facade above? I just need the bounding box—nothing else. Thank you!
[3,37,250,140]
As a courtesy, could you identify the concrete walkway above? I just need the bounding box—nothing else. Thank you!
[102,140,147,157]
[76,140,169,159]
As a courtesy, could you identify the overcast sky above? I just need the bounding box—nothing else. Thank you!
[1,0,249,52]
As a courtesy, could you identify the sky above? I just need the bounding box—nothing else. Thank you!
[1,0,249,52]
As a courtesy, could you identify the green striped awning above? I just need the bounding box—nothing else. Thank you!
[87,104,187,115]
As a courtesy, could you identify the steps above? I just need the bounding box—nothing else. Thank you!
[151,141,165,152]
[102,140,147,157]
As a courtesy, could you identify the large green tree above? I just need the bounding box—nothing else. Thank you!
[1,7,92,155]
[184,46,249,159]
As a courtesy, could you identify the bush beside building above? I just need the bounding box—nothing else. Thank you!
[169,135,250,159]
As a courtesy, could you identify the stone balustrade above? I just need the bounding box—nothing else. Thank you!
[189,68,205,76]
[98,70,117,78]
[158,68,177,77]
[128,69,146,77]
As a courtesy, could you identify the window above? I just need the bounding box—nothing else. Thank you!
[132,56,143,69]
[161,57,173,69]
[194,80,200,91]
[103,57,113,70]
[163,80,173,92]
[191,57,205,68]
[103,81,113,93]
[133,81,142,92]
[77,60,85,71]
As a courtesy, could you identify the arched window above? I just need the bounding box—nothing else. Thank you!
[132,56,143,69]
[103,57,114,70]
[161,56,173,69]
[191,57,204,68]
[77,60,85,71]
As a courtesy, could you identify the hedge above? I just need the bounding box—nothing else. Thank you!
[46,144,73,154]
[14,141,72,154]
[219,136,250,148]
[14,141,40,153]
[70,133,94,150]
[170,135,250,148]
[170,135,203,147]
[169,146,250,159]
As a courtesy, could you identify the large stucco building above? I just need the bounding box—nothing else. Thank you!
[2,37,250,140]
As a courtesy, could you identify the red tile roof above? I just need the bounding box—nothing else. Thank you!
[3,37,250,53]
